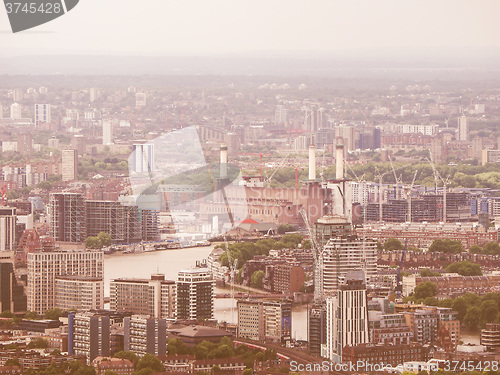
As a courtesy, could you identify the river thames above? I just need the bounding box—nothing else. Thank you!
[103,245,479,344]
[104,245,308,341]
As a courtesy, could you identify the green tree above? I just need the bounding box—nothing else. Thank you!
[242,369,253,375]
[483,241,500,255]
[27,337,49,349]
[446,260,482,276]
[384,238,404,251]
[4,359,20,367]
[480,300,499,326]
[277,224,295,234]
[413,281,437,300]
[114,351,139,366]
[464,306,481,329]
[251,270,265,289]
[469,244,482,254]
[0,310,14,318]
[420,269,440,277]
[135,353,164,372]
[24,311,40,320]
[98,232,112,247]
[167,338,191,356]
[85,236,102,249]
[428,239,463,253]
[45,308,63,320]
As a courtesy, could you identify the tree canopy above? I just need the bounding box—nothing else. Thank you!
[446,260,482,276]
[428,239,463,254]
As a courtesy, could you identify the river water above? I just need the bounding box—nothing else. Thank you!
[104,247,480,344]
[104,246,308,340]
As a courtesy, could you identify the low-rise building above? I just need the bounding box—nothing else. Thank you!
[92,357,134,375]
[342,343,431,367]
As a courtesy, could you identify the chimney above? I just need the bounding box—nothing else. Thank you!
[336,144,344,180]
[309,145,316,181]
[220,144,228,179]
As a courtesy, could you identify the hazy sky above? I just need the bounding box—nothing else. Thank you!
[1,0,499,56]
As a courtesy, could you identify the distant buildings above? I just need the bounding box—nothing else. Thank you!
[457,115,468,141]
[27,250,104,314]
[132,143,154,174]
[176,268,214,321]
[102,121,113,145]
[61,149,78,181]
[34,104,51,127]
[135,92,147,107]
[110,274,176,319]
[10,103,22,119]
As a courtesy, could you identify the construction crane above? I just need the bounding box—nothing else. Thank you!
[395,239,409,299]
[265,154,290,186]
[389,156,403,200]
[299,208,323,300]
[407,170,419,223]
[374,167,389,223]
[426,153,450,222]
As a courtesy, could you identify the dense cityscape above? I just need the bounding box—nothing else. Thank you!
[0,71,499,375]
[2,1,500,374]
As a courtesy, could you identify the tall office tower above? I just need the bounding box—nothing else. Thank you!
[324,270,369,362]
[110,274,176,319]
[70,312,111,363]
[12,89,23,102]
[10,103,22,119]
[274,105,288,124]
[49,193,87,243]
[176,268,214,321]
[308,301,327,356]
[457,115,468,141]
[124,315,168,357]
[132,143,154,174]
[237,300,292,343]
[0,207,16,252]
[61,149,78,181]
[39,86,48,94]
[321,235,377,295]
[102,121,113,145]
[27,250,103,314]
[55,276,104,311]
[135,92,147,107]
[0,261,27,313]
[34,104,51,127]
[89,87,99,102]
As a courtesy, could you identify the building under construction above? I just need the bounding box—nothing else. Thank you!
[365,192,471,223]
[50,193,159,244]
[49,193,87,243]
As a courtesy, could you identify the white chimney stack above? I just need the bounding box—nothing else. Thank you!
[220,144,228,179]
[309,145,316,181]
[336,144,344,180]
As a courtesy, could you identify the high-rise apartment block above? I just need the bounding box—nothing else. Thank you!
[70,312,111,363]
[0,261,27,313]
[176,268,214,321]
[132,143,154,174]
[457,115,468,141]
[55,276,104,311]
[34,104,51,127]
[0,207,16,251]
[110,274,176,319]
[123,315,168,357]
[27,251,104,314]
[237,300,292,343]
[61,149,78,181]
[324,270,370,362]
[321,235,377,295]
[10,103,22,119]
[102,121,113,145]
[49,193,86,243]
